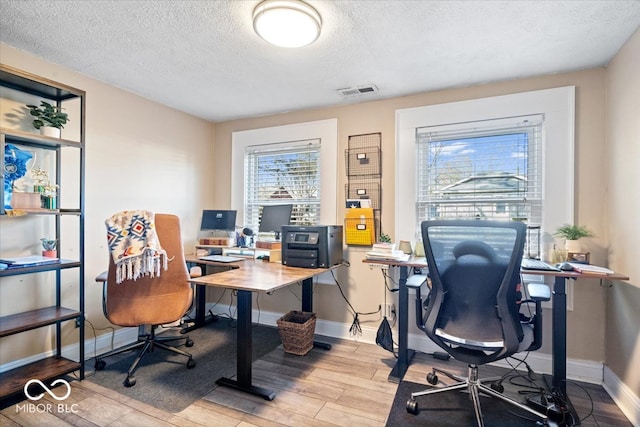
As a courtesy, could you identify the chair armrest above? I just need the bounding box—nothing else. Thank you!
[95,271,107,283]
[526,282,550,302]
[406,274,428,289]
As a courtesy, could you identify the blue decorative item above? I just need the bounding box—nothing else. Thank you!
[3,144,33,209]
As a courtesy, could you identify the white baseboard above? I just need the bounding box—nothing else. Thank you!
[0,327,138,373]
[603,366,640,427]
[76,326,140,359]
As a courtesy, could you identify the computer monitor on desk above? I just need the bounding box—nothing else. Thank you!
[259,204,293,240]
[200,210,237,237]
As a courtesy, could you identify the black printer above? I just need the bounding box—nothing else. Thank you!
[281,225,343,268]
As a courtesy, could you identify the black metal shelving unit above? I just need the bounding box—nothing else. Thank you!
[0,64,85,401]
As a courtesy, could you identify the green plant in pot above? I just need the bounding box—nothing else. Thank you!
[41,238,57,258]
[553,224,595,253]
[26,101,69,138]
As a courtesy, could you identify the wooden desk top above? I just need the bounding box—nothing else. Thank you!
[363,257,629,281]
[521,269,629,281]
[189,258,335,293]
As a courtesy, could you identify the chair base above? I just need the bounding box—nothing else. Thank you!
[406,364,552,427]
[95,326,195,387]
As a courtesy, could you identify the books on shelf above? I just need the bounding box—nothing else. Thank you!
[0,255,60,269]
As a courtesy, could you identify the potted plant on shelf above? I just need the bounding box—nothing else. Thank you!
[553,224,595,253]
[26,101,69,138]
[41,238,57,258]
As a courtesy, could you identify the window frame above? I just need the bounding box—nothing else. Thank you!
[395,86,575,261]
[231,119,338,227]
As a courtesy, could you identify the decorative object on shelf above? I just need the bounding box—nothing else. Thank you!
[3,143,33,209]
[553,224,595,253]
[11,192,41,210]
[41,182,58,209]
[26,100,69,138]
[41,238,58,258]
[378,232,391,243]
[31,167,49,193]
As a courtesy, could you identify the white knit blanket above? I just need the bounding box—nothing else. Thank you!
[105,210,168,284]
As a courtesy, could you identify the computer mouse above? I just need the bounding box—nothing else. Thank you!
[558,262,574,271]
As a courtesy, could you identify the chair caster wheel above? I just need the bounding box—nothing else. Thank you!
[185,338,194,347]
[427,372,438,385]
[94,359,106,370]
[124,376,136,387]
[187,358,196,369]
[490,381,504,393]
[406,398,419,415]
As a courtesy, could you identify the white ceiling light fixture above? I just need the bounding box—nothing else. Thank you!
[253,0,322,48]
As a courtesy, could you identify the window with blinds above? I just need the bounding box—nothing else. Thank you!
[415,115,543,228]
[244,138,321,230]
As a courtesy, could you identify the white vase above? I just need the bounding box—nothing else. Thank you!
[565,239,581,253]
[40,126,61,138]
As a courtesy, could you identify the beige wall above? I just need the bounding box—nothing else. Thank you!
[213,68,615,362]
[605,28,640,395]
[0,43,215,363]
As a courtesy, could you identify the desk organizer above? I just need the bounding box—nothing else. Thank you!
[277,311,316,356]
[345,207,375,246]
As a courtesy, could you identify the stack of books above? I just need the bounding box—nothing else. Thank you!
[366,243,410,261]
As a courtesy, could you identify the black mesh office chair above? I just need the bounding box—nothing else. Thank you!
[407,220,551,426]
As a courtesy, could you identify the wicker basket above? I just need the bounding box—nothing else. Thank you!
[277,310,316,355]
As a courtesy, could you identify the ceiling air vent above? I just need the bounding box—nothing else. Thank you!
[337,84,379,97]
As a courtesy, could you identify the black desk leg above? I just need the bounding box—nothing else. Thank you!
[551,275,580,424]
[301,277,331,350]
[389,265,415,383]
[215,289,276,401]
[181,284,217,333]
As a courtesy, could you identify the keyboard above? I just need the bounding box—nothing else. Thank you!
[199,255,244,263]
[521,258,560,272]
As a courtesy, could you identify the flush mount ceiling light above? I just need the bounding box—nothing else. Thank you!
[253,0,322,48]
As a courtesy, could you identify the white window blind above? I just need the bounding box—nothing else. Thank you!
[415,114,543,238]
[244,138,321,230]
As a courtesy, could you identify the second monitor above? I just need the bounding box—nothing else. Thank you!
[259,204,293,240]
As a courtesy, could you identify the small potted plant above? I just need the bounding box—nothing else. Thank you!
[41,238,57,258]
[553,224,595,253]
[26,101,69,138]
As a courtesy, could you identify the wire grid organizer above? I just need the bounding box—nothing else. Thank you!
[276,311,317,355]
[345,133,382,243]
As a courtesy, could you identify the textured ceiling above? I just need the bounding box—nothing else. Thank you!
[1,0,639,122]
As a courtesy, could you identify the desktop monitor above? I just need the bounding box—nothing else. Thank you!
[200,210,237,232]
[259,204,293,240]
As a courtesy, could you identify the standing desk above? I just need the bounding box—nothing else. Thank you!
[189,258,338,401]
[363,257,629,423]
[183,256,241,333]
[363,256,428,383]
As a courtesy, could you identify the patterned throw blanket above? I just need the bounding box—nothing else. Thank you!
[105,210,168,284]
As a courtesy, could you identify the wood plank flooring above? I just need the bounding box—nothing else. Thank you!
[1,335,632,426]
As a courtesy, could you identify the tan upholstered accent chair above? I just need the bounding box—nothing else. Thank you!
[95,213,195,387]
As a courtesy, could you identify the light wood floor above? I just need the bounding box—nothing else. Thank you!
[1,335,632,426]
